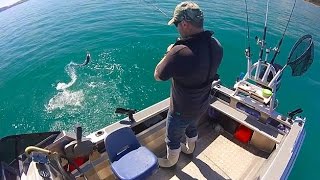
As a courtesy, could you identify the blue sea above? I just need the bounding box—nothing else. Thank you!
[0,0,319,179]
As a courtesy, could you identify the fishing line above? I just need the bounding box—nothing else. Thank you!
[270,0,297,64]
[140,0,169,18]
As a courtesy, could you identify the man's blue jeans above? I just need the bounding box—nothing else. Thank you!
[165,112,203,150]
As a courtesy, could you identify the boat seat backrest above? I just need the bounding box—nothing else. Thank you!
[104,127,141,162]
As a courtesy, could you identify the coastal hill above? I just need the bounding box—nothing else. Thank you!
[305,0,320,6]
[0,0,29,12]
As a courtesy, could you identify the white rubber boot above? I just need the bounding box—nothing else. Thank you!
[158,146,181,168]
[181,135,198,154]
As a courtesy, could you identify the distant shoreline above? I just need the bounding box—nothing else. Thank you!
[305,0,320,6]
[0,0,29,12]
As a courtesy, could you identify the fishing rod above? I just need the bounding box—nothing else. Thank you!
[243,0,253,80]
[140,0,169,18]
[270,0,297,64]
[244,0,251,59]
[261,0,297,82]
[259,0,270,60]
[255,0,270,80]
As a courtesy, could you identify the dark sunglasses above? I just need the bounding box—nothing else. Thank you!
[174,21,182,27]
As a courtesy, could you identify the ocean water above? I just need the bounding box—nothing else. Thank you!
[0,0,319,179]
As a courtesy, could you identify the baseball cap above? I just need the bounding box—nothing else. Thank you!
[168,1,204,25]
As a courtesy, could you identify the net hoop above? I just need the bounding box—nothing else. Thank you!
[288,34,313,64]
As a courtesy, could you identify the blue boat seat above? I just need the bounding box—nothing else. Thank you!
[104,127,158,180]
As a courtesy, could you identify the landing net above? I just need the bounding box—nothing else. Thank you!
[287,34,314,76]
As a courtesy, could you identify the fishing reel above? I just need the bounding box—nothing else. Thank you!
[244,48,251,58]
[272,46,280,54]
[255,36,266,47]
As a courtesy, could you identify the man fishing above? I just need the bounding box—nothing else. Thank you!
[154,1,223,168]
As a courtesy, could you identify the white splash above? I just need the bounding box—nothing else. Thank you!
[56,62,77,90]
[46,62,84,112]
[45,90,84,112]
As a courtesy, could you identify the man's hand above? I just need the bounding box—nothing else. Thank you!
[167,44,174,53]
[154,44,174,81]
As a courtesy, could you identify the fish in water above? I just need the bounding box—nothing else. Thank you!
[74,52,91,66]
[56,52,91,91]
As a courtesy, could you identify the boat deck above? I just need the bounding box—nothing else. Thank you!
[150,123,269,180]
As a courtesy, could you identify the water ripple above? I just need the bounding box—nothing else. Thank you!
[0,3,319,175]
